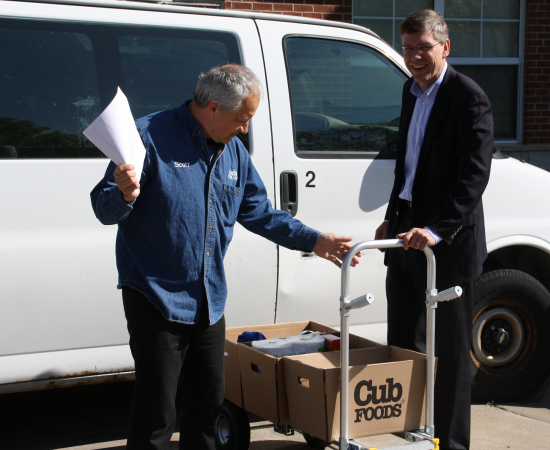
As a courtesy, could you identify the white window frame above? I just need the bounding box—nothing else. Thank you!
[353,0,526,144]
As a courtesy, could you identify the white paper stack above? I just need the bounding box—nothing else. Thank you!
[83,87,146,193]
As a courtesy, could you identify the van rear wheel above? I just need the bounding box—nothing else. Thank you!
[471,269,550,402]
[215,400,250,450]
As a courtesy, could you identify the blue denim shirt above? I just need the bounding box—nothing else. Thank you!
[91,102,320,325]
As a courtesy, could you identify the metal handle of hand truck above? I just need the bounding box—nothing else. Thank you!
[428,286,462,307]
[342,294,374,312]
[339,239,461,450]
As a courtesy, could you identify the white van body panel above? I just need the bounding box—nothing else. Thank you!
[484,157,550,245]
[257,19,404,331]
[1,0,550,395]
[0,0,278,386]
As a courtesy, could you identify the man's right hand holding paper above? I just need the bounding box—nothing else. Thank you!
[114,164,140,203]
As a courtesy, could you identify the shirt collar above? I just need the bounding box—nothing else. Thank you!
[410,62,448,100]
[178,100,206,139]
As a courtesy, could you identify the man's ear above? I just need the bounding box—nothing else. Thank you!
[442,39,450,58]
[207,101,220,117]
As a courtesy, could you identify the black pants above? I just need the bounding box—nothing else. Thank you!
[386,201,472,450]
[122,286,226,450]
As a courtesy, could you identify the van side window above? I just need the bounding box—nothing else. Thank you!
[119,36,234,119]
[0,22,102,159]
[284,37,407,158]
[0,19,242,159]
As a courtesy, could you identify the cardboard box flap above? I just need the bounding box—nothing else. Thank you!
[389,346,427,361]
[285,346,426,369]
[226,321,340,343]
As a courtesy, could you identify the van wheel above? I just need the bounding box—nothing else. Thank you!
[303,432,330,449]
[215,400,250,450]
[471,269,550,402]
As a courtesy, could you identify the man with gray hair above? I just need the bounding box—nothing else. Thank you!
[91,64,359,449]
[375,9,493,450]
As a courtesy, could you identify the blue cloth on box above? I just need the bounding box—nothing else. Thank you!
[237,331,266,343]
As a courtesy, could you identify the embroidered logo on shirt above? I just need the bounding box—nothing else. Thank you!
[174,162,190,168]
[228,170,238,181]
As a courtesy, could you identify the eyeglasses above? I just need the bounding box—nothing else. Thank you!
[401,42,442,55]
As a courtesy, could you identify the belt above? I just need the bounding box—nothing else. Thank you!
[399,198,413,208]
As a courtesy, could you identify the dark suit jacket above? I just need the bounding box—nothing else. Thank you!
[384,64,494,288]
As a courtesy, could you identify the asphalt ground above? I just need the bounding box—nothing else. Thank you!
[1,379,549,450]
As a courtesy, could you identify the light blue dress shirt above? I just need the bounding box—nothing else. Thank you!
[398,63,448,244]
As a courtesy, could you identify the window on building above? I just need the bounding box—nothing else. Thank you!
[284,37,408,158]
[353,0,524,142]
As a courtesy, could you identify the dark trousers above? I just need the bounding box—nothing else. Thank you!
[122,286,226,450]
[386,201,472,450]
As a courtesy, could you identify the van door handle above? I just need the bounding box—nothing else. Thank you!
[280,170,298,217]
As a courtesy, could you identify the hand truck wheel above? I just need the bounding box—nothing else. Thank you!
[215,400,250,450]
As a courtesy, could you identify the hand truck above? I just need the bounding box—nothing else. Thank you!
[338,239,462,450]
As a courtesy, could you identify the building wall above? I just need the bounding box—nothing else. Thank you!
[523,0,550,146]
[494,0,550,170]
[225,0,352,22]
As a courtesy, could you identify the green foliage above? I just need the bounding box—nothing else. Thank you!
[0,117,91,148]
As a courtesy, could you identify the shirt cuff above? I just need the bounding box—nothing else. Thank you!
[109,186,135,212]
[297,226,321,253]
[424,227,442,245]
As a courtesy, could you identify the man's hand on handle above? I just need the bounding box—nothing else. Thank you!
[313,233,362,268]
[114,164,140,203]
[375,222,435,252]
[397,227,435,251]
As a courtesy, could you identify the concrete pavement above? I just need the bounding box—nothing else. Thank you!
[2,380,550,449]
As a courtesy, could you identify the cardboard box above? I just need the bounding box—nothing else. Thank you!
[227,321,381,425]
[284,346,427,442]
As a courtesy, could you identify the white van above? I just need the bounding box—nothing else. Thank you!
[1,0,549,413]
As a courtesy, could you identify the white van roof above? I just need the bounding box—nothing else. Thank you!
[23,0,380,39]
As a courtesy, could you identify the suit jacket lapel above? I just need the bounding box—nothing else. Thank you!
[415,65,456,177]
[396,80,416,176]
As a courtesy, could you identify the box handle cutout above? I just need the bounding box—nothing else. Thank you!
[250,363,262,374]
[298,377,310,388]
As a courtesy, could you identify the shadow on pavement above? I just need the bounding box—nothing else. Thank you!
[0,381,134,449]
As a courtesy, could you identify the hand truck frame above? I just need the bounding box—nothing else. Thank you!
[338,239,462,450]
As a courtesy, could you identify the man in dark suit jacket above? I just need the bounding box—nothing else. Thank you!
[375,9,494,450]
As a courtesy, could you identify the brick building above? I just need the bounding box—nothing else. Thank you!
[225,0,353,22]
[226,0,550,170]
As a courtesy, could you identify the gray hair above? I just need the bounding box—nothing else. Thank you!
[193,64,263,112]
[400,9,449,43]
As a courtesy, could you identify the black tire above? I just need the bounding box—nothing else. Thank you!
[471,269,550,402]
[215,400,250,450]
[303,432,330,449]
